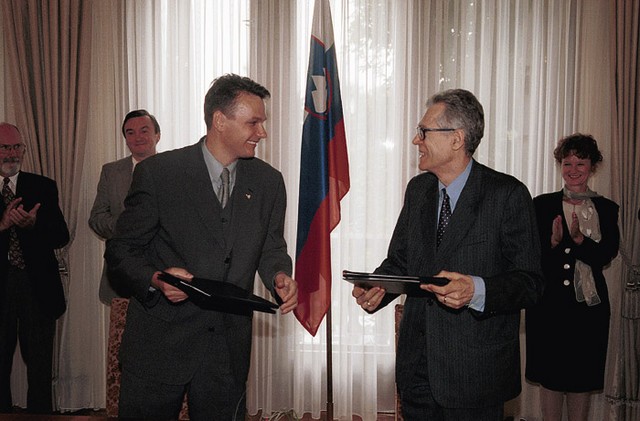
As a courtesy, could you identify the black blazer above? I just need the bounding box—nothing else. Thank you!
[0,171,70,319]
[106,140,292,386]
[533,191,619,310]
[375,160,544,408]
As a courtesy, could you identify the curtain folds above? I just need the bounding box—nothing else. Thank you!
[1,0,93,411]
[1,0,92,244]
[0,1,634,420]
[606,1,640,420]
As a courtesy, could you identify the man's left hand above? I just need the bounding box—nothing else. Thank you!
[11,202,40,229]
[421,270,474,309]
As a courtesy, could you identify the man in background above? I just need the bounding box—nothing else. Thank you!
[0,123,69,414]
[89,109,160,304]
[352,89,544,420]
[106,74,297,420]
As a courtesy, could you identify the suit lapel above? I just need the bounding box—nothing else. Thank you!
[419,180,439,264]
[434,161,483,262]
[182,144,226,249]
[116,158,133,202]
[226,159,255,251]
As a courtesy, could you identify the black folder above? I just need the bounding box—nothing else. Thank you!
[342,270,449,295]
[158,272,280,314]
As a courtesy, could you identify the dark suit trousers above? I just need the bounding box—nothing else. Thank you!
[119,327,246,421]
[399,348,504,421]
[0,267,55,413]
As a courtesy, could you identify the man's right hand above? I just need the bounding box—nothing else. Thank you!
[152,267,192,303]
[352,285,386,313]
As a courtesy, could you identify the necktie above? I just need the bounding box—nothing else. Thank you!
[220,167,230,208]
[2,177,25,268]
[436,188,452,247]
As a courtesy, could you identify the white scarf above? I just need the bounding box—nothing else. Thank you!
[562,187,602,306]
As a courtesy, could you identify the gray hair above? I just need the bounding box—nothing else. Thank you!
[427,89,484,156]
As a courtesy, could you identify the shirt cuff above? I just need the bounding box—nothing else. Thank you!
[469,276,486,312]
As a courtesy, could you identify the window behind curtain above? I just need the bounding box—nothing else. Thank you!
[121,1,610,419]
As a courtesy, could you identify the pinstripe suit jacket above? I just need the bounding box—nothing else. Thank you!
[88,156,133,303]
[376,160,544,408]
[105,139,292,387]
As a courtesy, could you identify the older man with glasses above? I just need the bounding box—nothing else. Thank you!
[352,89,544,421]
[0,123,69,414]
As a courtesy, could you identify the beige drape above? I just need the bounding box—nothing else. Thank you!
[606,1,640,420]
[1,0,93,411]
[1,0,637,418]
[1,0,92,244]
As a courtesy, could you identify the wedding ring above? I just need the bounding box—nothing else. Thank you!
[443,296,447,303]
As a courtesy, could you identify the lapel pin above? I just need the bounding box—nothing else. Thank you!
[245,193,251,200]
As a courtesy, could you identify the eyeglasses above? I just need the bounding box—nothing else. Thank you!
[0,144,25,152]
[415,127,457,140]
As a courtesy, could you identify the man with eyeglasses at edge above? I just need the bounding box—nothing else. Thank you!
[352,89,544,420]
[0,123,70,414]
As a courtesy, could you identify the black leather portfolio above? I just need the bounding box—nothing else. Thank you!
[342,270,449,295]
[158,272,279,314]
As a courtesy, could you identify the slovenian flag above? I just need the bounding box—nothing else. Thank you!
[294,0,350,337]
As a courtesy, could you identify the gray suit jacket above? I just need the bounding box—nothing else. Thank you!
[376,160,544,408]
[88,156,133,303]
[105,140,292,386]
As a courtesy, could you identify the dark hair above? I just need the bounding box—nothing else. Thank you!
[427,89,484,156]
[203,74,271,130]
[121,109,161,137]
[553,133,603,169]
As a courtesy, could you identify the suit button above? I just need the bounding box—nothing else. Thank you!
[563,280,570,286]
[564,248,571,254]
[563,264,570,269]
[427,298,434,306]
[208,327,216,332]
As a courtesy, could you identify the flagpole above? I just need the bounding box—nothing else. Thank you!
[326,305,334,421]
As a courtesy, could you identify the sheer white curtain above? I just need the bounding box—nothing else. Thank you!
[1,0,616,418]
[251,1,613,419]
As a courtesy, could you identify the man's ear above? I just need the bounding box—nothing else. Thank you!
[213,111,226,131]
[451,128,466,152]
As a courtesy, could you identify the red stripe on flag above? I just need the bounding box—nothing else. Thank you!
[328,120,350,227]
[295,128,349,336]
[294,195,332,336]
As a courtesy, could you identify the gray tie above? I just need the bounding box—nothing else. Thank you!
[220,167,230,208]
[436,188,452,247]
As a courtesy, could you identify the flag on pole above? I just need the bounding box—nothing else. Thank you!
[294,0,350,337]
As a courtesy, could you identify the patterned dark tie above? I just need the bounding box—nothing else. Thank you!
[220,167,230,208]
[2,177,25,268]
[436,188,452,247]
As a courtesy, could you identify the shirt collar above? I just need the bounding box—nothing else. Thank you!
[438,160,473,211]
[201,141,237,185]
[2,172,20,189]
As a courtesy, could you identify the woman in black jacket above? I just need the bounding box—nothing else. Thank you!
[525,133,620,421]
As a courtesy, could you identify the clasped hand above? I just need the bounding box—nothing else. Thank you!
[551,213,583,247]
[0,198,40,231]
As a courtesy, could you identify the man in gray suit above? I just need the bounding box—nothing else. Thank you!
[106,74,298,421]
[352,89,544,420]
[89,109,160,304]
